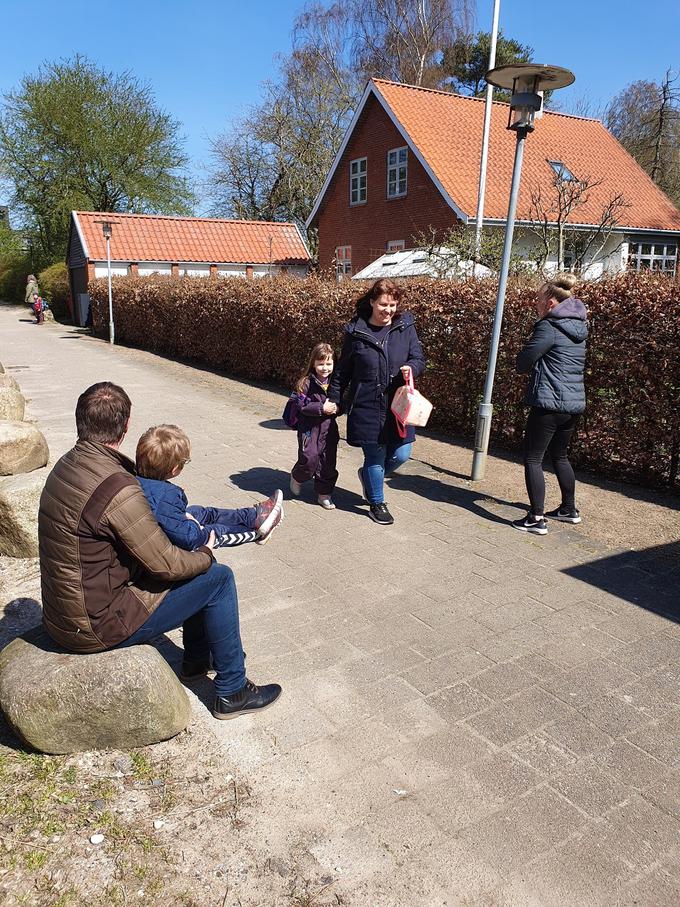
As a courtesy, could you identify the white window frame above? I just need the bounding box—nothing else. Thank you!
[387,147,408,199]
[350,157,367,205]
[387,240,406,252]
[627,239,677,277]
[335,246,352,280]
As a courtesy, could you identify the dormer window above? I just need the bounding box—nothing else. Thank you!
[548,160,578,182]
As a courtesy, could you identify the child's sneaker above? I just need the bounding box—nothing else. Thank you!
[290,475,302,496]
[545,506,581,524]
[318,495,335,510]
[254,490,284,545]
[511,514,548,535]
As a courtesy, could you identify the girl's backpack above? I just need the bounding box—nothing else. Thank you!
[282,394,302,429]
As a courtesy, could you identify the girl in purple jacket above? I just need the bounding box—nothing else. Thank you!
[289,342,339,510]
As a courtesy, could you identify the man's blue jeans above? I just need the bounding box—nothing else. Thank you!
[361,442,413,504]
[119,562,246,698]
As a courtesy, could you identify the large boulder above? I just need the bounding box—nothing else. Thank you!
[0,377,25,422]
[0,628,192,753]
[0,469,47,557]
[0,421,49,475]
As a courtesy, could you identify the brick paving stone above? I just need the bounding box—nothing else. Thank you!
[3,307,680,905]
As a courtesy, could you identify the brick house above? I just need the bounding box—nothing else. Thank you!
[306,79,680,279]
[67,211,311,325]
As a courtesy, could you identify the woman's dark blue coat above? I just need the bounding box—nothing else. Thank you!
[516,297,588,414]
[329,310,426,446]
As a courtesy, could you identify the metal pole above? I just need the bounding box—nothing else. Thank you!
[106,233,114,345]
[471,126,528,481]
[473,0,501,276]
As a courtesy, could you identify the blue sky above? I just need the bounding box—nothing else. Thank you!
[2,0,679,212]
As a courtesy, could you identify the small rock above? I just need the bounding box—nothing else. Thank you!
[151,779,164,787]
[114,755,134,774]
[392,789,408,796]
[89,834,104,845]
[91,799,106,812]
[153,819,165,830]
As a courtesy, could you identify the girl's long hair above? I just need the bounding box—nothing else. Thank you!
[354,277,404,322]
[295,342,335,393]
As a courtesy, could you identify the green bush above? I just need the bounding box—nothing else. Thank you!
[0,250,33,303]
[88,272,680,488]
[38,261,71,320]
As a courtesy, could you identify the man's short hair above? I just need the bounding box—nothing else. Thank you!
[136,424,190,481]
[76,382,131,444]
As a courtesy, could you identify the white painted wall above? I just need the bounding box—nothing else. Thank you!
[509,231,627,277]
[93,264,129,277]
[179,266,211,277]
[138,263,172,276]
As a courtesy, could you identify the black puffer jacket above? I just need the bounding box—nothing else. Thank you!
[329,311,426,446]
[516,298,588,414]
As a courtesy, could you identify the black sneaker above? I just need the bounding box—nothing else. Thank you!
[212,679,282,720]
[511,514,548,535]
[369,503,394,525]
[545,506,581,524]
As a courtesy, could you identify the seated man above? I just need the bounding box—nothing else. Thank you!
[38,381,281,721]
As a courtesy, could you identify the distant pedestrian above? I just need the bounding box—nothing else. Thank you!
[136,424,284,548]
[288,342,339,509]
[25,274,39,306]
[31,291,45,324]
[328,278,426,525]
[512,273,588,535]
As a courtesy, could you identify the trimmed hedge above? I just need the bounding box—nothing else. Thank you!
[38,261,70,319]
[89,273,680,488]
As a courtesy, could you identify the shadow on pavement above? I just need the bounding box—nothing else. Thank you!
[562,540,680,622]
[387,466,525,527]
[258,419,290,431]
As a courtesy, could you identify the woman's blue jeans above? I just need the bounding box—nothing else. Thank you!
[119,562,246,698]
[361,442,413,504]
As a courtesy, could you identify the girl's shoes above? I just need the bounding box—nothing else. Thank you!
[290,475,302,496]
[318,495,335,510]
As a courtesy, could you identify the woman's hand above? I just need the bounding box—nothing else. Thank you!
[400,365,412,382]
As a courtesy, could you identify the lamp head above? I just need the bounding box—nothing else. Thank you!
[101,221,112,241]
[485,63,575,132]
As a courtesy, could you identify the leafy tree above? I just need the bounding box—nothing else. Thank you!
[441,30,533,100]
[0,55,192,265]
[606,70,680,208]
[208,0,474,244]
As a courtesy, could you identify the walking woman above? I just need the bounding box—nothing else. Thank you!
[513,273,588,535]
[329,278,426,525]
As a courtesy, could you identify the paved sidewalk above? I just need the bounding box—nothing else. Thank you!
[2,306,680,905]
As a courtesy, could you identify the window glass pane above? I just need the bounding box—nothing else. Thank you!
[388,179,396,195]
[398,179,406,194]
[351,161,357,175]
[359,159,366,173]
[398,148,407,163]
[639,258,651,269]
[666,245,677,256]
[388,151,397,165]
[641,244,651,255]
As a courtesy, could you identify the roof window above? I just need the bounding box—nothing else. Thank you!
[547,160,578,182]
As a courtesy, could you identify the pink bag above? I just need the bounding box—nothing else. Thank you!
[390,369,433,437]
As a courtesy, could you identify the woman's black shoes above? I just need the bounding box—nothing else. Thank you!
[212,679,282,720]
[512,514,548,535]
[545,506,581,524]
[369,503,394,525]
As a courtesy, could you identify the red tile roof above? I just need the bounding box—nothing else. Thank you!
[339,80,680,232]
[73,211,311,265]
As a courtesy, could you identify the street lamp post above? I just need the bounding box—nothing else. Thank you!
[470,64,575,482]
[102,221,114,345]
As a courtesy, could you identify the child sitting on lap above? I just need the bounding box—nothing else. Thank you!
[136,424,283,548]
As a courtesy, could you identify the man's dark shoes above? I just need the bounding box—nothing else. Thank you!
[212,678,282,720]
[545,505,581,524]
[369,502,394,525]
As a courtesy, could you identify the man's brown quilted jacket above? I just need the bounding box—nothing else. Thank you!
[38,440,212,653]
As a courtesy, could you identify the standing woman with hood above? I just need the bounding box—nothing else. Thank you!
[329,278,426,525]
[512,273,588,535]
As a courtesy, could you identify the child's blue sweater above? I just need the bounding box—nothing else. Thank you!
[138,477,210,550]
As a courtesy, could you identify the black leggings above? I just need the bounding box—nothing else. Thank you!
[523,408,579,515]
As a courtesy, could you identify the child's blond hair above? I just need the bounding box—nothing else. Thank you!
[136,424,191,480]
